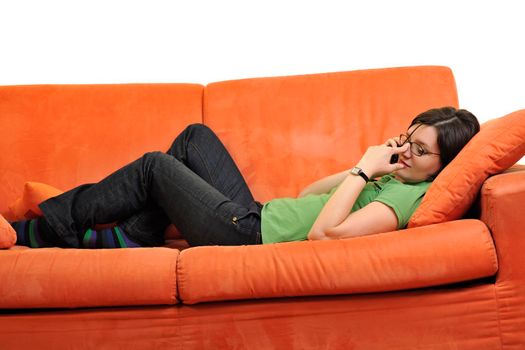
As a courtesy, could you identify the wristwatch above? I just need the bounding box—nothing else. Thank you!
[350,166,369,182]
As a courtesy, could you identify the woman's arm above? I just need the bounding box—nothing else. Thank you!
[299,136,403,198]
[298,169,350,197]
[323,201,398,239]
[307,172,368,240]
[307,142,409,240]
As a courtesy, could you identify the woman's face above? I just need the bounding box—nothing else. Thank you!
[392,124,442,183]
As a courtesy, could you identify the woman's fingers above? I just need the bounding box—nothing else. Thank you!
[385,137,400,148]
[392,143,410,154]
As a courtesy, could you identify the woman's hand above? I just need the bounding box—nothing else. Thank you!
[356,141,409,179]
[385,136,401,148]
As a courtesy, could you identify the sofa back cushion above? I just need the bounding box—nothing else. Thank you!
[0,84,203,215]
[204,66,459,202]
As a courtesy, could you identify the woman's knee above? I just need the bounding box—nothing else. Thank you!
[141,152,182,184]
[185,123,216,140]
[186,123,208,132]
[143,151,172,167]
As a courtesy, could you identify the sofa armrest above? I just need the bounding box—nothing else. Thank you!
[481,165,525,283]
[177,219,497,304]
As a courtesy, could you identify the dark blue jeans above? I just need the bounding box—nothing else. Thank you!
[39,124,263,248]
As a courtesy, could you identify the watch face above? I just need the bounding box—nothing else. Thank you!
[351,167,360,175]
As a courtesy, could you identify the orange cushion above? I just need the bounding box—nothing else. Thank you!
[8,182,64,220]
[0,214,17,249]
[409,109,525,227]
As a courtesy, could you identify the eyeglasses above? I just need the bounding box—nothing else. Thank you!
[397,133,441,157]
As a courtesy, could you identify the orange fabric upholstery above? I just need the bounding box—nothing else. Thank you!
[0,247,179,308]
[0,84,203,216]
[204,66,458,202]
[481,168,525,344]
[0,285,502,349]
[177,220,497,304]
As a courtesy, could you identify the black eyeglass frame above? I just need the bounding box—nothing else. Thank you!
[396,124,441,157]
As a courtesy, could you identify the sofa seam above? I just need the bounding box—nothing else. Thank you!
[493,279,504,349]
[170,247,177,305]
[486,188,504,350]
[175,249,183,304]
[480,221,499,274]
[202,85,207,125]
[169,249,178,305]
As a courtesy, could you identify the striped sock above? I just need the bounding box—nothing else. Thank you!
[10,217,60,248]
[81,226,142,249]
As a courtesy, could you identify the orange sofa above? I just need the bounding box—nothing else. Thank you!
[1,66,524,349]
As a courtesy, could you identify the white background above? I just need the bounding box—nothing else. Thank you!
[1,0,523,163]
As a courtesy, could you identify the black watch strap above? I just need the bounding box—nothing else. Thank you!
[350,167,369,182]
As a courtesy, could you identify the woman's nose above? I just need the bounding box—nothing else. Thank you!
[402,143,412,158]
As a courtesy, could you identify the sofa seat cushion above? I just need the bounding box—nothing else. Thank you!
[177,219,497,304]
[0,247,179,308]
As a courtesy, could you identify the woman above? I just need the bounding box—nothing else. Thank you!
[9,106,480,248]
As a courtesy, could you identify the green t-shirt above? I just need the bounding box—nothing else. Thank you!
[260,174,431,244]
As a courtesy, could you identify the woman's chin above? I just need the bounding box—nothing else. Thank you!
[392,169,421,183]
[393,172,428,184]
[391,172,406,183]
[393,167,407,176]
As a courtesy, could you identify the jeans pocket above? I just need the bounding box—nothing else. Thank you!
[231,202,262,233]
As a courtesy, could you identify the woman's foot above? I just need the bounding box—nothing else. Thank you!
[9,217,59,248]
[9,216,143,249]
[81,226,142,248]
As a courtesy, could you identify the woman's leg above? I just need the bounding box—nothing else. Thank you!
[115,123,259,246]
[168,123,256,205]
[39,124,262,248]
[117,123,260,246]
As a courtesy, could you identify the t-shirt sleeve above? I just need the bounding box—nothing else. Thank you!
[373,183,428,229]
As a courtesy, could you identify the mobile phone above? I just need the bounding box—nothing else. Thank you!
[390,154,399,164]
[388,143,399,164]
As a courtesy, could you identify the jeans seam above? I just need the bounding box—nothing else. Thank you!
[155,164,234,231]
[188,141,217,189]
[119,213,141,231]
